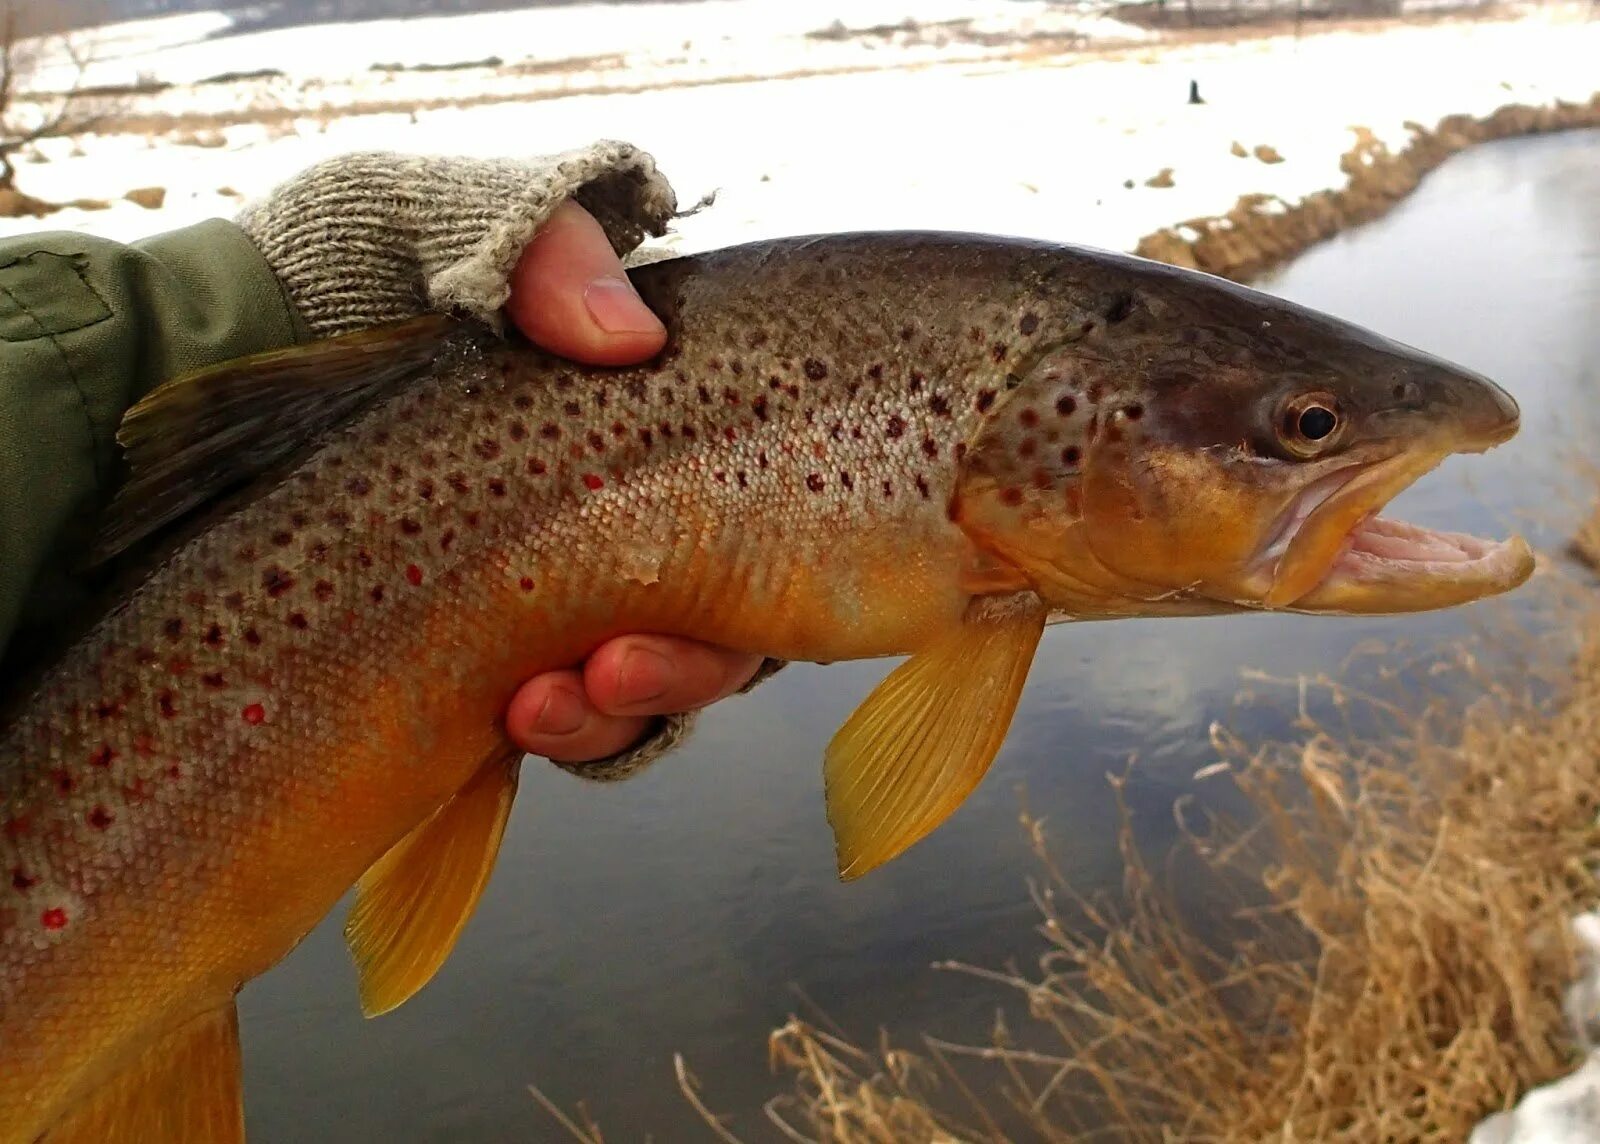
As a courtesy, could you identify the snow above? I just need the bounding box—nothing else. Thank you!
[2,4,1594,255]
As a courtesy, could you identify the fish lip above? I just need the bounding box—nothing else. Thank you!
[1254,428,1524,610]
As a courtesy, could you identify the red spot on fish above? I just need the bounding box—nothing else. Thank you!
[168,658,191,676]
[509,422,528,442]
[369,586,385,604]
[87,806,113,830]
[882,479,894,499]
[1056,395,1077,417]
[1124,403,1144,420]
[94,699,123,720]
[1019,438,1037,458]
[162,618,183,640]
[587,430,605,452]
[405,565,424,586]
[167,764,182,780]
[263,568,295,597]
[440,529,457,552]
[346,476,371,497]
[991,343,1008,363]
[867,363,884,381]
[54,770,75,795]
[11,868,35,890]
[930,394,951,417]
[582,474,604,491]
[314,580,334,601]
[976,391,997,412]
[243,628,262,647]
[488,478,507,497]
[915,477,931,500]
[271,530,293,547]
[1020,312,1040,335]
[241,703,265,725]
[1000,487,1024,507]
[565,400,583,417]
[203,623,224,648]
[40,908,67,931]
[519,577,535,593]
[158,690,177,718]
[400,517,422,535]
[88,744,116,768]
[133,733,156,756]
[1019,409,1039,429]
[1062,446,1082,466]
[724,427,738,443]
[840,471,854,491]
[886,415,905,439]
[723,388,741,405]
[921,438,938,459]
[540,423,560,439]
[803,358,828,381]
[528,458,547,475]
[681,425,697,441]
[202,672,226,688]
[806,473,825,492]
[3,816,29,839]
[448,474,470,495]
[289,612,309,630]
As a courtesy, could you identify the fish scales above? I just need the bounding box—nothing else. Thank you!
[0,235,1070,1133]
[0,231,1533,1140]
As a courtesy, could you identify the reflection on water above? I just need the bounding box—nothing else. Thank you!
[242,129,1600,1141]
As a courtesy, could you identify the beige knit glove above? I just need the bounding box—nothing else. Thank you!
[234,140,678,338]
[233,140,784,780]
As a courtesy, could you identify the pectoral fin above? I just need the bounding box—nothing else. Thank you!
[345,746,522,1017]
[46,1001,243,1143]
[824,592,1047,881]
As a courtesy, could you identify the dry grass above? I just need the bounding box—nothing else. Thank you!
[536,503,1600,1142]
[705,570,1600,1142]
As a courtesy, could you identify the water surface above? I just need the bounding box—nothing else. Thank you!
[243,128,1600,1141]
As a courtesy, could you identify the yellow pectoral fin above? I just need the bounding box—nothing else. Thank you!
[825,592,1047,881]
[345,747,522,1018]
[47,1002,243,1144]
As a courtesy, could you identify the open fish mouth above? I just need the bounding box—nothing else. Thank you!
[1253,437,1534,614]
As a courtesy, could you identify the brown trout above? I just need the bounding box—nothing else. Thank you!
[0,233,1532,1140]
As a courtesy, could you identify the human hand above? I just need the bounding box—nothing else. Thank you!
[501,201,765,763]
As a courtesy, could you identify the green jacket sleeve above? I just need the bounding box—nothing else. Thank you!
[0,218,305,675]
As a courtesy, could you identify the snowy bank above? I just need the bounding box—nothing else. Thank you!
[0,5,1595,263]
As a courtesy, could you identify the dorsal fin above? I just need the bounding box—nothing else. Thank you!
[85,313,460,566]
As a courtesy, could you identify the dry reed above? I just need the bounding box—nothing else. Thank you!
[538,512,1600,1142]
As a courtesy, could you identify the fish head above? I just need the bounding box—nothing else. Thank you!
[954,252,1533,617]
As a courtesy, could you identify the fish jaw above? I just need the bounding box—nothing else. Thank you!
[1246,426,1533,615]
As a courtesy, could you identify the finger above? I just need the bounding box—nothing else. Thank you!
[582,635,765,718]
[505,668,655,763]
[506,199,666,367]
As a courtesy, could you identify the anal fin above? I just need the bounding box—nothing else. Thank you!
[345,746,522,1017]
[46,1001,243,1143]
[825,592,1047,881]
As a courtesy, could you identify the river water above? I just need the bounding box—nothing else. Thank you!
[242,128,1600,1142]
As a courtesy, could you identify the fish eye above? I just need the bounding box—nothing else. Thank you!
[1277,392,1343,457]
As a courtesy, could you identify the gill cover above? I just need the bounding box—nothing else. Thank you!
[951,344,1248,618]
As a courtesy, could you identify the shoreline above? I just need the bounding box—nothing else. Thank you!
[1135,96,1600,282]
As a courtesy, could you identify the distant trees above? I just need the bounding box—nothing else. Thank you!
[0,3,109,193]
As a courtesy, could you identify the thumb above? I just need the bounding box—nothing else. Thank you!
[506,199,667,367]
